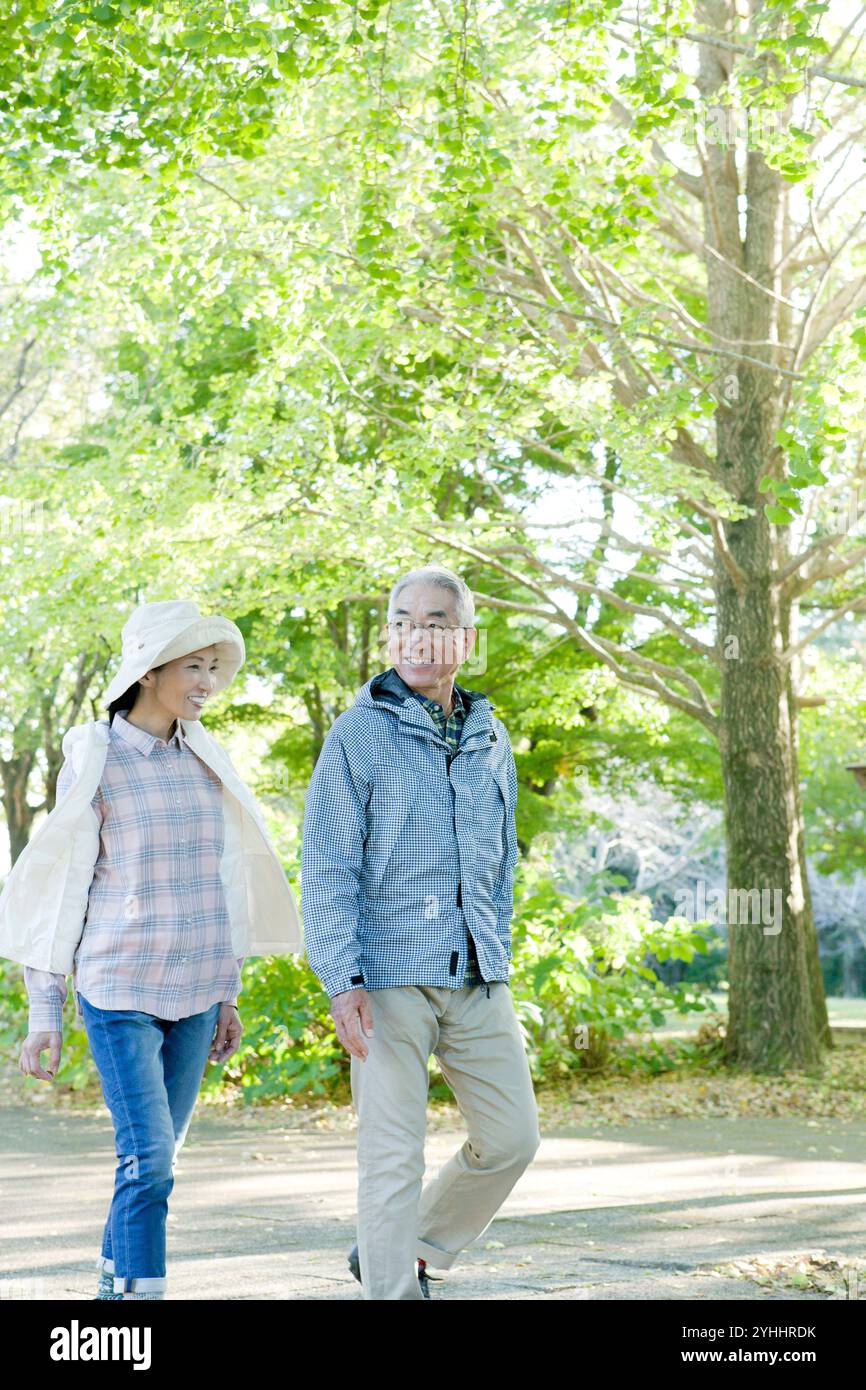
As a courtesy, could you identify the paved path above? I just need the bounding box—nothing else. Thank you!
[1,1105,864,1300]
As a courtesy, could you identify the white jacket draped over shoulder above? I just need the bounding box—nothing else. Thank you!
[0,716,303,974]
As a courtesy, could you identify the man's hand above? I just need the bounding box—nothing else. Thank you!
[209,1004,243,1064]
[19,1031,62,1081]
[331,988,374,1061]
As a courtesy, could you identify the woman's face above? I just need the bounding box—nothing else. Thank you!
[140,646,220,721]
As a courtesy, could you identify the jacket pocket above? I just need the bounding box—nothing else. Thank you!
[364,762,419,896]
[466,766,508,902]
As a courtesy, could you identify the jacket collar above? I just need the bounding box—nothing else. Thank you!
[358,667,497,750]
[62,715,270,832]
[62,712,197,768]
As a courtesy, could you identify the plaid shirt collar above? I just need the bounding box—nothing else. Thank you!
[412,686,466,751]
[113,709,186,756]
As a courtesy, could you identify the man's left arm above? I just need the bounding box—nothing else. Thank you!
[492,727,519,955]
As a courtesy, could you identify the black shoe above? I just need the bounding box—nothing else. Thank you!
[347,1243,441,1298]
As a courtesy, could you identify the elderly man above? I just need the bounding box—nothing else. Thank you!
[301,564,540,1301]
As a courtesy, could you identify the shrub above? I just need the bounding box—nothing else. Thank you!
[509,859,715,1084]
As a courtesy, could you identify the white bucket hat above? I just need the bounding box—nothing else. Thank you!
[104,599,246,707]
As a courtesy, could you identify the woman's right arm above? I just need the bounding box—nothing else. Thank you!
[23,968,68,1035]
[20,755,81,1043]
[21,967,67,1080]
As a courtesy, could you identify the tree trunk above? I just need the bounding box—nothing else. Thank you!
[0,754,39,866]
[700,0,824,1068]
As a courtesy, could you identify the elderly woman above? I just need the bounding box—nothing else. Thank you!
[1,599,302,1300]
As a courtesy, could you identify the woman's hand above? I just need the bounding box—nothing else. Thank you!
[19,1031,62,1081]
[209,1003,243,1064]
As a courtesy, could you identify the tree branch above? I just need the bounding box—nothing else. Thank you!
[783,595,866,661]
[616,18,866,91]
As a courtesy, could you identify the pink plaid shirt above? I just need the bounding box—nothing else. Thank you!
[25,710,243,1033]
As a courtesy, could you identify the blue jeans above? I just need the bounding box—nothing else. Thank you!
[78,992,221,1296]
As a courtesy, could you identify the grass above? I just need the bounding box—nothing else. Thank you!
[649,992,866,1036]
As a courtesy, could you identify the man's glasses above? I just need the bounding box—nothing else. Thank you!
[386,621,470,636]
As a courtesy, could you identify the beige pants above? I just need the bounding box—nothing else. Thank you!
[350,981,541,1300]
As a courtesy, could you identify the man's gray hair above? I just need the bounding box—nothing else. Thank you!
[387,565,475,628]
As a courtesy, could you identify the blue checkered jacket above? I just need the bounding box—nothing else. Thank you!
[300,667,518,998]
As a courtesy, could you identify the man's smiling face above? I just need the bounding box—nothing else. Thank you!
[388,580,475,698]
